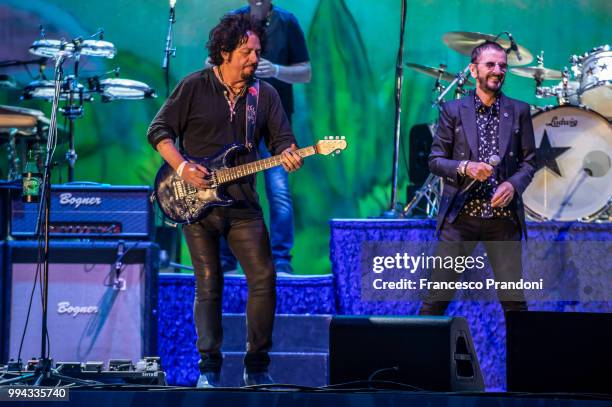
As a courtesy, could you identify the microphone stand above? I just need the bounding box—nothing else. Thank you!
[0,50,96,387]
[382,0,407,218]
[162,4,176,98]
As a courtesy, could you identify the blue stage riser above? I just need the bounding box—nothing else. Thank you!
[329,219,612,390]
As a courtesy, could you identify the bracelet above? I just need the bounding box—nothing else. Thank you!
[457,160,468,177]
[176,161,188,177]
[457,160,467,176]
[273,64,280,78]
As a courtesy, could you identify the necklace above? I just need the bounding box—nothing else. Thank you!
[217,67,246,97]
[216,67,246,122]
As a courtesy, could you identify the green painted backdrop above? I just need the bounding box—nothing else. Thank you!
[1,0,610,274]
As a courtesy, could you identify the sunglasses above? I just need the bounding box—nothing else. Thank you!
[476,62,508,71]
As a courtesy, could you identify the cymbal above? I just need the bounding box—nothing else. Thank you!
[406,62,474,86]
[510,66,562,80]
[442,31,533,66]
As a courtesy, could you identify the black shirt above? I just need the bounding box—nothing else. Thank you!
[147,68,296,216]
[235,5,310,116]
[461,93,512,219]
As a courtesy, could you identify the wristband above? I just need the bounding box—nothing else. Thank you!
[176,161,188,177]
[273,64,280,78]
[457,160,468,176]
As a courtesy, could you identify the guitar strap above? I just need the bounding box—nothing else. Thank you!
[245,79,260,151]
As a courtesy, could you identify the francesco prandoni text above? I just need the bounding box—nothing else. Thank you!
[370,253,544,291]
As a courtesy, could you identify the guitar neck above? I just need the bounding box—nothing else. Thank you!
[215,146,317,185]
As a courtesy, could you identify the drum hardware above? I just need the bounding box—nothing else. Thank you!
[403,173,443,218]
[405,62,473,105]
[0,74,17,89]
[28,29,116,60]
[0,106,52,181]
[570,44,611,117]
[9,28,156,182]
[511,54,562,83]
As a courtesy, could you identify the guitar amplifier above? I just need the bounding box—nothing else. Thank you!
[11,184,154,240]
[2,240,159,364]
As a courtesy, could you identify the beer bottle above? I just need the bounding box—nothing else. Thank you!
[22,149,43,203]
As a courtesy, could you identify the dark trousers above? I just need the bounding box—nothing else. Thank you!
[182,208,276,373]
[419,214,528,316]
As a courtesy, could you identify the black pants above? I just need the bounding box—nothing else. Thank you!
[419,214,528,316]
[182,208,276,374]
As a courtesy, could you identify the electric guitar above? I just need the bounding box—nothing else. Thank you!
[153,137,347,224]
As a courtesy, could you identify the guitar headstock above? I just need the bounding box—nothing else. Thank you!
[315,136,347,156]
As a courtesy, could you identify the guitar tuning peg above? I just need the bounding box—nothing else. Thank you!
[335,136,339,139]
[324,136,329,140]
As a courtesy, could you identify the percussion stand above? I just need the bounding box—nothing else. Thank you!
[61,44,86,183]
[0,50,97,386]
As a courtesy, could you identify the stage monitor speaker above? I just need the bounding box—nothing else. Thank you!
[2,241,159,365]
[507,311,612,394]
[329,316,484,391]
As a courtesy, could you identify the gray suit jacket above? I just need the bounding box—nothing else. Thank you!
[429,92,537,238]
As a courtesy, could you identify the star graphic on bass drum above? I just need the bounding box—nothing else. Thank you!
[535,130,571,176]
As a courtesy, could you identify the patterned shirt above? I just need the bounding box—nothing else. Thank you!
[460,93,512,219]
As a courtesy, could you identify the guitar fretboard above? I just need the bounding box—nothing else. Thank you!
[215,146,316,184]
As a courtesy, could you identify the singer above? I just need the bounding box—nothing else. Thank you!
[419,41,536,316]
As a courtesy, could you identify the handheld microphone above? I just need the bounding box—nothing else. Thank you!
[460,154,501,193]
[507,32,522,62]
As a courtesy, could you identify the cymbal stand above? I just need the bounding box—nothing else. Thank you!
[431,64,446,105]
[434,63,471,106]
[403,172,443,218]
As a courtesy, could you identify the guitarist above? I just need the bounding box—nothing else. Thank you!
[147,13,303,387]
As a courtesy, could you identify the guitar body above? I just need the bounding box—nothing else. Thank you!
[153,137,347,224]
[154,143,249,224]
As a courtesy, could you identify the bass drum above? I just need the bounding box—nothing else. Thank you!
[523,105,612,221]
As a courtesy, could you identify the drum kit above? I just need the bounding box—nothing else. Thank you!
[405,32,611,222]
[0,30,156,182]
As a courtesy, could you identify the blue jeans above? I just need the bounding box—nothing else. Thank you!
[220,141,294,272]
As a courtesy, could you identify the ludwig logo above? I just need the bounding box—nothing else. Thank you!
[57,301,99,317]
[545,116,578,128]
[59,193,102,208]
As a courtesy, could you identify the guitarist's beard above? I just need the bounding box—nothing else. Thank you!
[241,63,258,81]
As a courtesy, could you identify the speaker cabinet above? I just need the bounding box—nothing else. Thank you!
[329,316,484,391]
[2,241,159,364]
[507,311,612,394]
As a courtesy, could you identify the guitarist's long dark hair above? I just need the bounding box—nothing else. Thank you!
[207,13,267,66]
